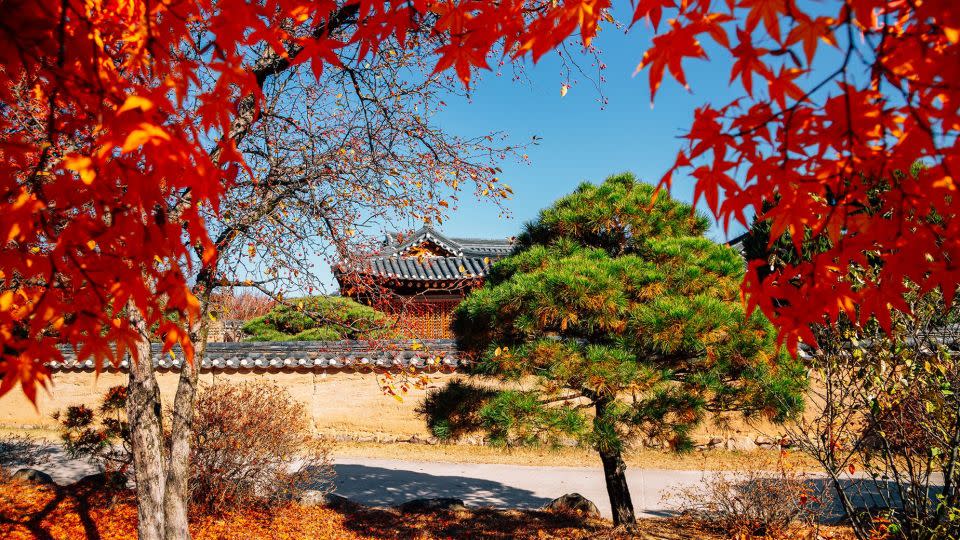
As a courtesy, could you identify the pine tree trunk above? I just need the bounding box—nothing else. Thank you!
[598,447,637,529]
[127,303,167,540]
[163,287,212,540]
[594,399,637,530]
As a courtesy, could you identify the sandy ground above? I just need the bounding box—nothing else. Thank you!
[332,441,823,471]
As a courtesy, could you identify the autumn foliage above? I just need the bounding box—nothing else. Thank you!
[0,0,611,401]
[642,1,960,351]
[3,0,959,399]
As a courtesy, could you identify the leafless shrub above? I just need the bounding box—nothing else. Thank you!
[671,454,829,538]
[210,291,276,321]
[56,382,335,514]
[783,305,960,540]
[189,382,335,514]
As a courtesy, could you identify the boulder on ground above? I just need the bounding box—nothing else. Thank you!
[299,491,361,511]
[12,468,55,486]
[542,493,600,518]
[72,471,127,490]
[395,497,467,513]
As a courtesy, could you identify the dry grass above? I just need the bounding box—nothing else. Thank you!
[1,424,825,472]
[332,441,824,471]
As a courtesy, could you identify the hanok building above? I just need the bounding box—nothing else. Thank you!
[334,226,514,338]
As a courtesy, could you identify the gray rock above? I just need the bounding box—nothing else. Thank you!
[300,491,360,511]
[73,471,127,490]
[298,489,329,506]
[542,493,601,518]
[754,435,777,447]
[325,493,361,511]
[395,497,467,513]
[643,437,666,449]
[12,468,55,486]
[726,436,754,451]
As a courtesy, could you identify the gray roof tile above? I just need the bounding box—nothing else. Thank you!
[50,340,463,373]
[337,227,513,284]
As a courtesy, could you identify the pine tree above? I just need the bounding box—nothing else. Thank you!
[422,173,806,529]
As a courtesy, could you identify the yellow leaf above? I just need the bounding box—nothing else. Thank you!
[392,394,403,402]
[560,84,569,97]
[208,312,217,322]
[121,122,171,153]
[934,176,956,191]
[118,95,154,114]
[946,26,959,44]
[495,347,502,357]
[0,291,14,310]
[63,155,96,185]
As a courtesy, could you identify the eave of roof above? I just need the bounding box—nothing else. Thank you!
[49,340,463,372]
[386,226,513,258]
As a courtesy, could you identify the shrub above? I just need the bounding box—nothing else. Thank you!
[242,296,396,341]
[418,380,499,442]
[56,382,334,514]
[189,382,334,513]
[210,291,276,321]
[671,453,828,539]
[54,385,132,475]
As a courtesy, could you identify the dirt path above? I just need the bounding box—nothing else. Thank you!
[12,449,888,521]
[332,456,701,519]
[9,449,717,518]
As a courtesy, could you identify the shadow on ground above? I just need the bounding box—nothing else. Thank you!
[330,463,554,509]
[328,505,624,540]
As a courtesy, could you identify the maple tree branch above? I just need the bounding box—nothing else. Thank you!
[172,3,364,220]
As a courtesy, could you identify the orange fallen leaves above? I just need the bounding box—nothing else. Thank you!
[0,480,366,540]
[0,477,859,540]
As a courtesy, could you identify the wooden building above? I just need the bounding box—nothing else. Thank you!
[334,226,514,338]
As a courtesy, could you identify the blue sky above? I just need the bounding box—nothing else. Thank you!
[309,5,853,292]
[433,19,748,245]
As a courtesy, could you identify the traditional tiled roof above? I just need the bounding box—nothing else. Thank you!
[724,231,750,254]
[338,226,513,284]
[363,255,493,281]
[48,340,462,372]
[385,226,514,258]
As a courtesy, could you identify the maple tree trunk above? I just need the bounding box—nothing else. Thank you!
[594,400,637,531]
[126,303,167,540]
[163,286,213,540]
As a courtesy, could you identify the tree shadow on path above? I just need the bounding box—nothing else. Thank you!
[331,463,555,509]
[327,463,599,538]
